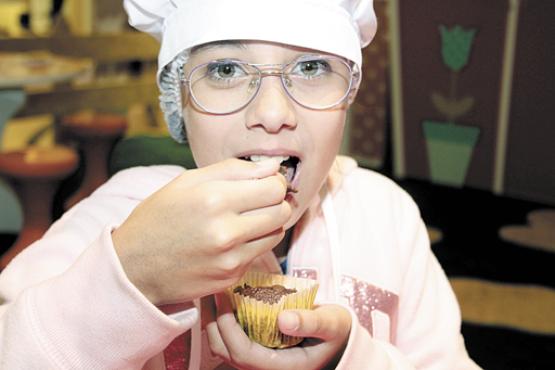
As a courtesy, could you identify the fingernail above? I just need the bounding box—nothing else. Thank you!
[279,311,299,331]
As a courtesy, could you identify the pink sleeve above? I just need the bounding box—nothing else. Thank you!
[335,306,416,369]
[394,214,480,370]
[0,166,194,369]
[1,226,197,369]
[337,196,481,369]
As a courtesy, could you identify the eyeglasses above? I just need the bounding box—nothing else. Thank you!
[180,55,360,115]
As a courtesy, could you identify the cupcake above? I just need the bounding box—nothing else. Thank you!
[227,271,319,348]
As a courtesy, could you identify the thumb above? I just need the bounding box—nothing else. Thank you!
[278,306,351,341]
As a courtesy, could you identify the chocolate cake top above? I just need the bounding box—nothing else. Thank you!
[233,283,297,304]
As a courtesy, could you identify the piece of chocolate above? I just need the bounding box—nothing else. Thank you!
[279,165,298,193]
[233,283,297,304]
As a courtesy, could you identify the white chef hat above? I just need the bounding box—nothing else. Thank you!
[124,0,377,142]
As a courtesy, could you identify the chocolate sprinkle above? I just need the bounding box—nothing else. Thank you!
[233,283,297,304]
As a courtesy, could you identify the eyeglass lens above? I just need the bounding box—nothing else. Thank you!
[187,57,352,114]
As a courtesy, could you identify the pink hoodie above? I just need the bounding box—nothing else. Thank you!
[0,157,480,369]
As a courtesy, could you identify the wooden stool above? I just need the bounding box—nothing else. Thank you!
[0,146,78,268]
[61,112,127,209]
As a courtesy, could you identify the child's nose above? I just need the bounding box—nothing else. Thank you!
[245,76,297,133]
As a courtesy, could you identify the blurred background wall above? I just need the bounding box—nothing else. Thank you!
[0,0,168,233]
[344,0,555,205]
[0,0,553,367]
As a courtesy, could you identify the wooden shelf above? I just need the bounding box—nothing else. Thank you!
[0,32,159,63]
[1,32,161,119]
[14,77,159,118]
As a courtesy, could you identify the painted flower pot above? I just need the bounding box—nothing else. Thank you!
[423,120,480,187]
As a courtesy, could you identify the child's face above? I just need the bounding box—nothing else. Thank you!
[182,41,353,229]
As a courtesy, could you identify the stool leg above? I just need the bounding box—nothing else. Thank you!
[0,180,57,268]
[65,138,113,209]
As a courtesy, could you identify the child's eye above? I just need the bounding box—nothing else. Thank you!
[206,61,247,80]
[291,59,331,79]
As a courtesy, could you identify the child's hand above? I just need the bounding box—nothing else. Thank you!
[206,293,352,370]
[112,158,290,305]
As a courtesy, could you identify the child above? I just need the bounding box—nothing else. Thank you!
[0,0,481,369]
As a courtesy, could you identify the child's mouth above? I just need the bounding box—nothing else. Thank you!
[241,155,300,193]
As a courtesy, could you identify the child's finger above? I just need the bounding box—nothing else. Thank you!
[186,157,281,186]
[214,291,253,344]
[206,293,235,360]
[205,321,231,361]
[236,227,286,263]
[235,201,291,240]
[208,174,287,213]
[278,305,351,341]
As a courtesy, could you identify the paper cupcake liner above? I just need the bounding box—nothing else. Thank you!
[227,271,319,348]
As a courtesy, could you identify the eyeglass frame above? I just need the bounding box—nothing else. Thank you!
[179,54,361,115]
